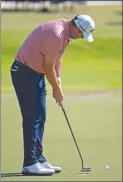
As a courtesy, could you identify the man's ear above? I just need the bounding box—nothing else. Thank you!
[73,25,79,32]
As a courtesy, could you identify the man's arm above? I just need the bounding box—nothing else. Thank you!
[44,60,60,91]
[54,55,63,88]
[42,35,61,88]
[44,60,63,105]
[43,35,64,104]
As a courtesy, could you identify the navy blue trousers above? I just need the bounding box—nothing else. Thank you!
[10,61,47,167]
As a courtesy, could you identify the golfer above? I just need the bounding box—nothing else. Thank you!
[10,15,95,175]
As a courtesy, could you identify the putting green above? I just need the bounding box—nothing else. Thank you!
[1,92,122,181]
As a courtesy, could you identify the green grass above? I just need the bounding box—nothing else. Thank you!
[1,6,122,181]
[1,5,122,93]
[1,93,122,181]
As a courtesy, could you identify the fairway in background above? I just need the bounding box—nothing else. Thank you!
[1,5,122,93]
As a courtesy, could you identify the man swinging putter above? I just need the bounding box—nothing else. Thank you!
[10,15,95,175]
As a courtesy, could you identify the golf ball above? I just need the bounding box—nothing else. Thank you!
[105,165,110,169]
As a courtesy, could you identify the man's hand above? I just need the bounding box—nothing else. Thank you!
[53,87,64,105]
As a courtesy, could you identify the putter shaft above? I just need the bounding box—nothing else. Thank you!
[60,104,84,169]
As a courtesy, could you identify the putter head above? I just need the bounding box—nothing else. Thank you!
[81,168,91,173]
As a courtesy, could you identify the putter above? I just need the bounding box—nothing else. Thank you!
[60,104,91,173]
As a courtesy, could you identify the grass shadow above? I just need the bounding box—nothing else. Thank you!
[1,172,53,177]
[1,173,22,178]
[115,11,122,16]
[106,22,122,26]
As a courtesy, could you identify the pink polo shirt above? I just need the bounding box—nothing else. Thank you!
[15,19,70,73]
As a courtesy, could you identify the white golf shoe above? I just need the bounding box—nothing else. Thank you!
[22,162,55,175]
[41,162,62,173]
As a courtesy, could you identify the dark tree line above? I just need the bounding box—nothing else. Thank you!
[2,0,86,11]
